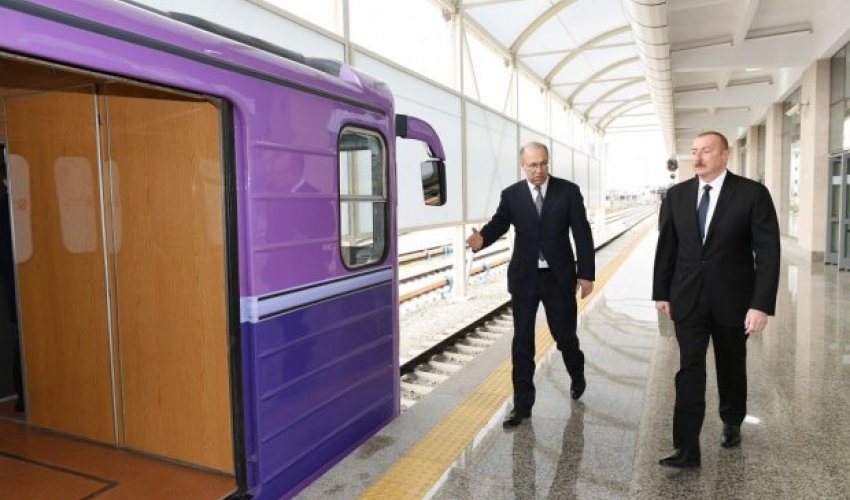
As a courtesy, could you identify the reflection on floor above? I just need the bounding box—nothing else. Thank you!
[0,419,235,499]
[431,231,850,499]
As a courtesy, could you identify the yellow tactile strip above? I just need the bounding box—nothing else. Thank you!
[360,222,655,499]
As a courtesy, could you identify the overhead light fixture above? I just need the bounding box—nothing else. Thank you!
[747,23,812,41]
[673,83,717,95]
[671,36,733,53]
[745,67,761,72]
[728,76,773,87]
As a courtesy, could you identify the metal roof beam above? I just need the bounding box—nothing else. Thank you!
[508,0,580,55]
[566,56,639,103]
[544,25,631,84]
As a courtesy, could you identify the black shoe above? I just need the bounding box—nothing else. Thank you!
[503,409,531,429]
[658,448,701,468]
[721,424,741,448]
[570,375,586,400]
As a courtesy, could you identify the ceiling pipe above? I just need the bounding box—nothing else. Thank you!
[620,0,676,156]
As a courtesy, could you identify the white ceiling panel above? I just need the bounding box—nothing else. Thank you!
[578,45,638,73]
[554,0,627,43]
[464,0,550,47]
[520,15,579,54]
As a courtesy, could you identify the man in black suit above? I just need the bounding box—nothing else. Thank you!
[653,131,780,467]
[467,141,595,429]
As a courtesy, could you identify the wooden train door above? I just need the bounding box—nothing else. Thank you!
[100,84,233,472]
[4,87,115,443]
[2,59,233,473]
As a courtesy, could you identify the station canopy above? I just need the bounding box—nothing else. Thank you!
[459,0,847,157]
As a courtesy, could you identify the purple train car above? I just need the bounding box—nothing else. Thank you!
[0,0,445,498]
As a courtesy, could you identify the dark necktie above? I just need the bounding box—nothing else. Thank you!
[535,186,545,261]
[534,186,543,217]
[697,185,712,241]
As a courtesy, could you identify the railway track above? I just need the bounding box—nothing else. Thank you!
[400,302,512,410]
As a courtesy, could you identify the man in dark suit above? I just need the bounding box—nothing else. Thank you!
[467,141,595,429]
[653,131,780,467]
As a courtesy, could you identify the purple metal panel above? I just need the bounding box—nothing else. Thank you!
[396,114,447,160]
[246,281,396,499]
[1,3,404,498]
[9,0,394,112]
[0,0,397,297]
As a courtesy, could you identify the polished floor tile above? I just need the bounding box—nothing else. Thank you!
[431,231,850,499]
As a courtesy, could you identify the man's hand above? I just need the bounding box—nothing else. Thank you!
[576,279,593,299]
[467,227,483,251]
[656,301,671,317]
[744,309,768,334]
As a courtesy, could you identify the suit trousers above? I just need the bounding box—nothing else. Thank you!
[673,286,748,451]
[510,269,584,411]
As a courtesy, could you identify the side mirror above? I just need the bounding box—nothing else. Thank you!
[397,114,448,207]
[420,159,446,206]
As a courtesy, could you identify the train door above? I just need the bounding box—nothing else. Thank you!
[1,56,234,472]
[99,83,233,471]
[5,86,115,441]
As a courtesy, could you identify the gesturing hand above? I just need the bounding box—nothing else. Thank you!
[467,227,483,251]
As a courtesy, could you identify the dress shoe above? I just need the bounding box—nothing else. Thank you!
[658,448,701,468]
[570,375,586,400]
[721,424,741,448]
[502,409,531,429]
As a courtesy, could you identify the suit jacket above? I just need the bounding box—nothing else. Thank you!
[479,176,595,298]
[652,171,780,326]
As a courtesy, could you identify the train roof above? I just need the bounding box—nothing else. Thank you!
[1,0,394,114]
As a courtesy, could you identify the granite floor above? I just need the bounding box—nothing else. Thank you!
[430,230,850,500]
[301,226,850,499]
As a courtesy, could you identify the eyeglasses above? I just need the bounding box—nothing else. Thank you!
[524,161,549,171]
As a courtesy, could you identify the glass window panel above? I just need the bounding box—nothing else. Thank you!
[782,88,802,237]
[517,72,546,133]
[589,158,601,207]
[463,30,514,115]
[830,102,844,153]
[255,0,342,34]
[339,201,387,267]
[339,129,387,268]
[573,152,589,203]
[830,222,838,253]
[349,0,455,88]
[842,227,850,259]
[339,133,384,196]
[464,102,519,221]
[832,184,841,218]
[845,183,850,219]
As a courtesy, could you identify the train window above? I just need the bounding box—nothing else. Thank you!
[338,129,387,267]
